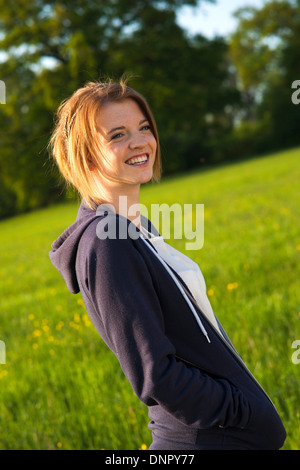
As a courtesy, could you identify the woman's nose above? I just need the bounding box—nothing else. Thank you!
[128,132,147,149]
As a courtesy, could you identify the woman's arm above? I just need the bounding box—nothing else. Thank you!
[82,233,251,430]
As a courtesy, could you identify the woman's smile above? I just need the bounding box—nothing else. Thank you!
[125,152,150,167]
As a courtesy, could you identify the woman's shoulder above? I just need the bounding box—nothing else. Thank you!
[78,213,142,259]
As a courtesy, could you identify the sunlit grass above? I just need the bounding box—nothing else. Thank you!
[0,147,299,449]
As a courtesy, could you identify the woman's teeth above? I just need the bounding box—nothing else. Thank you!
[126,155,148,165]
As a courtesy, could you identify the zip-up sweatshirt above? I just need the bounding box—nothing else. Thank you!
[49,201,286,450]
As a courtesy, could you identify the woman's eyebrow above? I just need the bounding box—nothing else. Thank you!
[107,125,125,135]
[107,119,149,135]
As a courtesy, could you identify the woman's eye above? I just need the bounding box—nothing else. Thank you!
[111,133,123,140]
[111,126,151,140]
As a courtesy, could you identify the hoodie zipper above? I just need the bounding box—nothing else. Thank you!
[140,235,280,414]
[140,236,211,343]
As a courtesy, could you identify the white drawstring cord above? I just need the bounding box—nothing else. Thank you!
[140,236,211,344]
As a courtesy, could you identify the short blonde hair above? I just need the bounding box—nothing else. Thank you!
[48,78,162,209]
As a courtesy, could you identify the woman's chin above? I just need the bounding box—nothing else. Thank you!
[138,169,154,184]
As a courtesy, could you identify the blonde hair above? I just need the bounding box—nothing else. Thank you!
[48,78,162,209]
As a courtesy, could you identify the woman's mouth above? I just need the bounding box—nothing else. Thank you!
[125,153,149,167]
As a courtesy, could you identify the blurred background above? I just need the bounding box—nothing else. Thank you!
[0,0,300,218]
[0,0,300,450]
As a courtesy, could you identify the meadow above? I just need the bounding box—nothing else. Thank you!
[0,147,299,450]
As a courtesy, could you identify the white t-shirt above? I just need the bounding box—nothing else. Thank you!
[140,225,222,336]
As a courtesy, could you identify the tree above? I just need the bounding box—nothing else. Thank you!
[112,7,240,170]
[0,1,244,217]
[229,0,300,152]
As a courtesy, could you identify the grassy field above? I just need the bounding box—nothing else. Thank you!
[0,147,299,450]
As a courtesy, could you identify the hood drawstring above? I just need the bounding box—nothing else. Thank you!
[140,236,211,344]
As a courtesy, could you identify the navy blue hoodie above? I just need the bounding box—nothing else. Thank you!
[49,201,286,450]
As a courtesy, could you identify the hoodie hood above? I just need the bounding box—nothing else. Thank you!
[49,202,100,294]
[49,201,160,294]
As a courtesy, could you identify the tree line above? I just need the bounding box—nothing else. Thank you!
[0,0,299,218]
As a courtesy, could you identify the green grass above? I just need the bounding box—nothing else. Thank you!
[0,147,300,449]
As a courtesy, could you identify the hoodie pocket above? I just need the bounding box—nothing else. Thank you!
[240,388,286,449]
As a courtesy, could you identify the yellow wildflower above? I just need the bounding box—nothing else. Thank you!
[32,330,42,338]
[227,282,238,291]
[74,313,80,323]
[69,321,80,330]
[82,314,91,327]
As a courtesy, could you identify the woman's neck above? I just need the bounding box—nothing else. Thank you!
[116,193,141,230]
[97,185,142,230]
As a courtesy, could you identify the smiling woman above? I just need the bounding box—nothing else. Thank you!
[92,98,157,222]
[48,79,161,225]
[48,78,286,450]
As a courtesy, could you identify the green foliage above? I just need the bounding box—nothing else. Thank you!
[1,0,300,219]
[0,0,242,217]
[0,147,299,449]
[229,0,300,149]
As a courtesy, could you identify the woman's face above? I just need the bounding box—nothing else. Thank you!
[94,98,157,191]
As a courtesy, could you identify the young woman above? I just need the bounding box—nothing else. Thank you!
[49,79,286,450]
